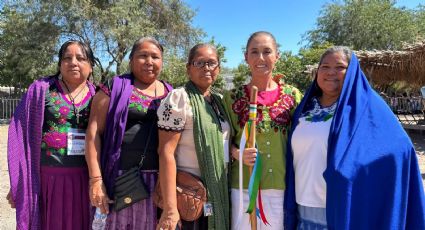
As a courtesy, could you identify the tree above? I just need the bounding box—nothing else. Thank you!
[232,63,250,89]
[0,2,60,93]
[0,0,204,89]
[304,0,422,50]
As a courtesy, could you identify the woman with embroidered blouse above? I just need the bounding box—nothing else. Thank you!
[284,46,425,229]
[223,31,302,230]
[85,37,172,230]
[7,40,96,229]
[156,43,230,230]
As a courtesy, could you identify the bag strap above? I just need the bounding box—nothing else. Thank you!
[138,123,154,169]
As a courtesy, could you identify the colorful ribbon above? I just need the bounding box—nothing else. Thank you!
[235,101,270,227]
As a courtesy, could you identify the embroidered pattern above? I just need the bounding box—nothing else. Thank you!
[230,82,296,133]
[41,82,91,156]
[162,103,172,121]
[302,97,336,122]
[128,88,158,112]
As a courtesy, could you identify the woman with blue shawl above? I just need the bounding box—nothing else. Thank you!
[284,46,425,229]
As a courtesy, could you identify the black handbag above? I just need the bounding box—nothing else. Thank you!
[113,124,153,211]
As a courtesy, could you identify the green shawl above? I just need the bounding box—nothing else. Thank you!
[185,81,230,230]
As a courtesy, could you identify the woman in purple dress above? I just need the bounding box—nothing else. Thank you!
[7,40,96,230]
[85,37,172,230]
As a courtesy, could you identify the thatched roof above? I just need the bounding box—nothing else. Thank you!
[355,40,425,90]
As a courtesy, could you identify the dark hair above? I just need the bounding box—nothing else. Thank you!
[187,43,220,64]
[57,40,95,68]
[313,46,353,97]
[245,31,278,53]
[318,46,352,67]
[129,37,164,60]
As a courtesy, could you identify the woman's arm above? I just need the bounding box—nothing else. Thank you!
[157,130,182,230]
[85,91,110,214]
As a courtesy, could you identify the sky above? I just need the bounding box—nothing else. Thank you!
[185,0,424,69]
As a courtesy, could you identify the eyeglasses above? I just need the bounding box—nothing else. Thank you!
[192,60,219,69]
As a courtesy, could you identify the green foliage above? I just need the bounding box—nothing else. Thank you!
[232,63,250,89]
[0,0,204,89]
[275,51,307,91]
[305,0,422,50]
[0,2,60,90]
[161,49,188,88]
[415,5,425,35]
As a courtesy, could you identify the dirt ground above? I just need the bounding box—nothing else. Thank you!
[0,125,424,229]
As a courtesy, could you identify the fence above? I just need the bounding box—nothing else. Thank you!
[0,98,20,123]
[381,96,425,130]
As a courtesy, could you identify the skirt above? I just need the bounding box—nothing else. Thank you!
[231,189,284,230]
[105,170,158,230]
[40,166,91,230]
[297,205,327,230]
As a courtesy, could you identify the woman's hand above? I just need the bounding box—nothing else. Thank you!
[231,145,257,167]
[6,189,15,209]
[157,209,180,230]
[89,179,111,214]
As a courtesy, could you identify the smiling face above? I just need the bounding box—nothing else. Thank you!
[245,33,280,78]
[317,51,349,99]
[130,41,163,84]
[59,43,93,83]
[187,46,220,92]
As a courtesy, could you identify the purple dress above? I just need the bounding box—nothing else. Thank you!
[8,76,95,230]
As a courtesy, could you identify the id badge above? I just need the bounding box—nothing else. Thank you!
[67,128,86,155]
[203,202,213,216]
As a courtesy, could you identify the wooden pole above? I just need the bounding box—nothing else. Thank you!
[248,86,258,230]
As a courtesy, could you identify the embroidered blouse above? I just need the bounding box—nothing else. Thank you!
[223,82,302,189]
[40,79,93,167]
[99,79,170,170]
[157,87,231,177]
[291,97,337,207]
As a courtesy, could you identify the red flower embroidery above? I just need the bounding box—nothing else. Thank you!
[231,82,296,130]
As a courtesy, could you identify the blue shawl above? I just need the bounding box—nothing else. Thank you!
[284,54,425,229]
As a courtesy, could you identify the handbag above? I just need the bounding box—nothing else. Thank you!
[153,170,207,221]
[113,124,153,211]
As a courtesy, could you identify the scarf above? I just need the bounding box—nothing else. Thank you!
[101,74,173,197]
[284,54,425,229]
[8,76,95,230]
[185,81,230,230]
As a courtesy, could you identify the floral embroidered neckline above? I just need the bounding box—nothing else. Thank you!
[129,86,165,112]
[302,97,337,122]
[41,81,91,156]
[231,82,296,132]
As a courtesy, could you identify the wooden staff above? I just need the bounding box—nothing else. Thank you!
[248,86,258,230]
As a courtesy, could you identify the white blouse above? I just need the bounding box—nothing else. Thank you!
[291,97,336,208]
[157,87,230,177]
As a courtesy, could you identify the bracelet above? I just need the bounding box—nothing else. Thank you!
[89,178,103,186]
[89,176,102,180]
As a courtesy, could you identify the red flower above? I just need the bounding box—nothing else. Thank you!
[43,132,67,149]
[58,118,67,124]
[232,97,248,113]
[54,100,61,105]
[59,106,70,116]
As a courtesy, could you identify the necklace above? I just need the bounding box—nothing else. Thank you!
[61,78,87,124]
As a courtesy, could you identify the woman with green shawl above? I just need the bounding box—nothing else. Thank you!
[156,43,230,230]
